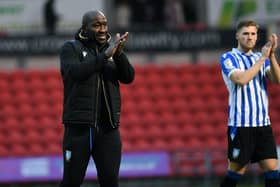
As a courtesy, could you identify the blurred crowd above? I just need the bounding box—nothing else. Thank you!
[114,0,199,29]
[42,0,199,36]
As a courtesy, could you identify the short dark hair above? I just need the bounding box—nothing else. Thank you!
[236,20,259,31]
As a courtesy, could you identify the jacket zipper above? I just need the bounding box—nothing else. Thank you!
[94,46,101,131]
[101,75,115,128]
[94,75,100,131]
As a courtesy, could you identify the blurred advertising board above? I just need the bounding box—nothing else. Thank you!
[0,28,267,55]
[0,151,170,183]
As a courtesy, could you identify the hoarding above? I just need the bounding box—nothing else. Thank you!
[0,151,170,183]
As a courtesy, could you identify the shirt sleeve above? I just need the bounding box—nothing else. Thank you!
[220,53,239,78]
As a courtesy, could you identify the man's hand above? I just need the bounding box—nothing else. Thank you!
[114,32,129,57]
[270,33,278,55]
[104,37,121,58]
[261,41,272,58]
[104,32,129,58]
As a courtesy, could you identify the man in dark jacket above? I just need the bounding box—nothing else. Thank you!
[59,10,135,187]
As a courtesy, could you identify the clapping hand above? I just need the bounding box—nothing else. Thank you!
[270,33,278,55]
[104,32,129,58]
[261,41,272,58]
[115,32,128,56]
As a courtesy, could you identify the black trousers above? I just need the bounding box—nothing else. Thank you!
[59,125,122,187]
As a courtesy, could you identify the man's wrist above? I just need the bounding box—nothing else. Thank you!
[270,51,276,56]
[260,56,267,61]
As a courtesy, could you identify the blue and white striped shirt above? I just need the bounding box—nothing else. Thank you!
[220,48,271,127]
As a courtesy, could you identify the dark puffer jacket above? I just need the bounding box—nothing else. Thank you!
[60,34,135,130]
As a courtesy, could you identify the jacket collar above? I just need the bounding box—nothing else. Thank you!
[75,29,111,50]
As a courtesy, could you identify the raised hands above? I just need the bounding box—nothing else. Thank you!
[104,32,129,58]
[261,33,279,58]
[115,32,128,56]
[261,40,272,58]
[270,33,278,55]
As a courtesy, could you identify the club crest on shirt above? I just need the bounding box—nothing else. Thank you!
[232,148,240,159]
[224,58,234,70]
[82,51,87,57]
[65,150,72,162]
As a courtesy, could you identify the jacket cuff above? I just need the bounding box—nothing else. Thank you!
[113,52,125,62]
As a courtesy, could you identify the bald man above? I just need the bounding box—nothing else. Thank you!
[59,10,135,187]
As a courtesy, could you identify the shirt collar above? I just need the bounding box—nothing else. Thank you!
[232,48,254,57]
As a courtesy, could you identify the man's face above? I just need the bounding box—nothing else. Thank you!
[86,14,108,44]
[236,26,258,52]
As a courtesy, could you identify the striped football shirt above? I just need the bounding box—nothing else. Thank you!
[220,48,271,127]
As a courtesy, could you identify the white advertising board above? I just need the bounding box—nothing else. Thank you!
[207,0,280,28]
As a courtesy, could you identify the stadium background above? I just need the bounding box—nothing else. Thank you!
[0,0,280,187]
